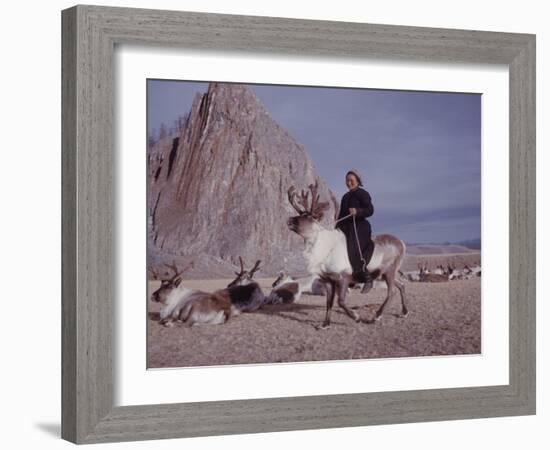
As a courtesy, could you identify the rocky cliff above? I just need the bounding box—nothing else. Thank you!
[148,83,338,278]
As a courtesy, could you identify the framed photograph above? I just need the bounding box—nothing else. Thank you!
[62,5,535,444]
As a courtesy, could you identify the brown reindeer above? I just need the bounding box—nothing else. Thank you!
[150,260,264,327]
[150,261,193,304]
[225,258,266,312]
[150,261,236,327]
[228,257,261,287]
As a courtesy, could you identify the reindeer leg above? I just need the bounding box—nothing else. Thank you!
[394,278,408,318]
[368,273,394,322]
[160,318,175,327]
[319,281,335,329]
[336,277,360,323]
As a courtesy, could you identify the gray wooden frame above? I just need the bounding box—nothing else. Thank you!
[62,4,536,444]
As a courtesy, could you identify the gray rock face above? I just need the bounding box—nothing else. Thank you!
[148,83,338,279]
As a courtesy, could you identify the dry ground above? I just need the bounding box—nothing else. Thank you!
[401,252,481,272]
[147,272,481,368]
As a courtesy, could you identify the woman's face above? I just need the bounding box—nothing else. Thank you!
[346,173,359,191]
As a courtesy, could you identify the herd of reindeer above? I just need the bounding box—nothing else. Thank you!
[400,262,481,283]
[151,258,324,328]
[150,181,481,330]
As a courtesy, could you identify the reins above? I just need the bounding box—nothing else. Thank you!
[333,213,352,225]
[352,215,368,272]
[333,213,367,272]
[310,212,351,225]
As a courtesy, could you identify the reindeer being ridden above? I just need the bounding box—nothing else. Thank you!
[286,182,408,328]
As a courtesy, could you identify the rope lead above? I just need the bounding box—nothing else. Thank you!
[334,213,366,273]
[352,215,367,271]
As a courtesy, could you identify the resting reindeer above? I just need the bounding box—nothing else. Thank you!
[269,271,326,298]
[151,262,237,327]
[265,272,303,305]
[225,257,266,312]
[150,259,265,327]
[294,274,327,295]
[286,181,408,328]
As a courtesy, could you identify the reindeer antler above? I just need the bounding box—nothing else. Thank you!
[309,180,320,210]
[249,260,262,277]
[288,181,330,219]
[165,261,181,281]
[308,180,330,219]
[238,256,245,274]
[150,267,159,280]
[298,189,310,212]
[164,260,193,281]
[287,186,305,214]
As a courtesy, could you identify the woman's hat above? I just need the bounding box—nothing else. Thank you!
[346,169,363,186]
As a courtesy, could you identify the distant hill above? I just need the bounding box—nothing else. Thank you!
[455,238,481,250]
[405,243,479,255]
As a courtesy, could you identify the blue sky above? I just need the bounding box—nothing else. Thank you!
[148,80,481,244]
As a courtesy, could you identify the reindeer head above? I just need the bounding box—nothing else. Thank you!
[227,257,262,287]
[286,181,330,239]
[150,261,192,304]
[272,271,286,288]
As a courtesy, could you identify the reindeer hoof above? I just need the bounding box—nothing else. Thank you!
[361,283,373,294]
[316,323,331,330]
[396,312,409,319]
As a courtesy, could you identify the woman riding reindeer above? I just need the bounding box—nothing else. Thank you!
[335,169,375,292]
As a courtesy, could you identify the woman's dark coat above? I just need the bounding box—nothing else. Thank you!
[335,187,375,273]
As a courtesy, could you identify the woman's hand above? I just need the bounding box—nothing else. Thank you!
[349,208,357,216]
